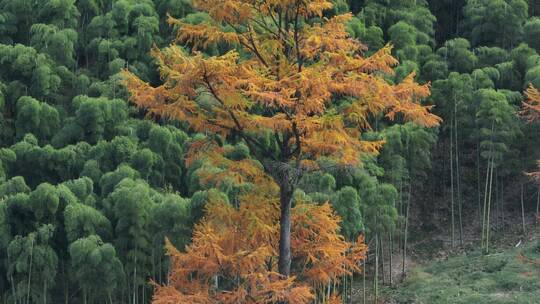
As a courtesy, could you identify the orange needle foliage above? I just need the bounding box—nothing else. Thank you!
[153,145,367,304]
[522,85,540,123]
[123,0,440,168]
[522,85,540,182]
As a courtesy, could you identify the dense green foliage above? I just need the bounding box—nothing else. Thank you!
[0,0,539,303]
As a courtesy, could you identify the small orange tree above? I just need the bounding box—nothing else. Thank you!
[522,85,540,181]
[153,145,367,303]
[123,0,440,277]
[523,85,540,123]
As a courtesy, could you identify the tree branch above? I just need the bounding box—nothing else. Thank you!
[201,66,276,162]
[223,20,270,67]
[293,1,303,72]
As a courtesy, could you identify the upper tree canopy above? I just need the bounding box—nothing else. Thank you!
[124,0,440,174]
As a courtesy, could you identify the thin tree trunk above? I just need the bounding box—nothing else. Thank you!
[501,179,505,231]
[521,183,526,235]
[26,238,34,304]
[485,159,495,254]
[398,179,403,257]
[341,274,346,304]
[402,181,412,276]
[374,236,379,304]
[389,233,393,286]
[450,119,455,248]
[152,246,155,282]
[10,274,17,304]
[477,136,481,222]
[133,248,137,304]
[495,170,499,231]
[380,234,385,285]
[327,281,331,301]
[481,155,491,251]
[142,281,145,304]
[63,263,68,304]
[534,186,540,226]
[481,122,495,251]
[454,108,463,246]
[362,260,366,304]
[349,273,353,304]
[278,182,293,276]
[159,256,162,284]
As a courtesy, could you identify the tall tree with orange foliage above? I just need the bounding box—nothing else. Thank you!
[123,0,440,277]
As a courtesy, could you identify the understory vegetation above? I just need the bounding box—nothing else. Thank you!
[384,234,540,304]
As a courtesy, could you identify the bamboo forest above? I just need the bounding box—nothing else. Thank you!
[1,0,540,303]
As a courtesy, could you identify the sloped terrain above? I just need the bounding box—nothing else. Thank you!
[383,234,540,304]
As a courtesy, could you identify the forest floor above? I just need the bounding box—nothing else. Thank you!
[379,231,540,304]
[353,211,540,304]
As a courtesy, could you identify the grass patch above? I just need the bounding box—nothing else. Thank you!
[383,240,540,304]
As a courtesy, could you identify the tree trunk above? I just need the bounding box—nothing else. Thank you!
[476,135,481,223]
[10,275,17,304]
[389,233,393,286]
[495,170,499,231]
[485,159,495,254]
[450,118,455,248]
[402,181,412,277]
[450,120,456,248]
[380,234,385,285]
[481,122,495,252]
[534,187,540,223]
[152,246,156,282]
[27,238,34,304]
[278,182,293,276]
[454,110,463,246]
[481,156,491,250]
[349,273,353,304]
[374,236,379,304]
[133,249,138,304]
[159,255,163,284]
[362,261,366,304]
[398,180,403,257]
[521,183,526,235]
[341,274,346,304]
[501,179,505,231]
[64,265,69,304]
[142,281,145,304]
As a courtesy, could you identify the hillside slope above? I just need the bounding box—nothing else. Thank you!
[383,234,540,304]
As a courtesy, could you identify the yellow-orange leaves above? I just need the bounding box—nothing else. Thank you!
[522,85,540,182]
[301,13,363,60]
[153,145,367,304]
[292,203,367,286]
[153,184,367,304]
[522,85,540,123]
[123,0,440,169]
